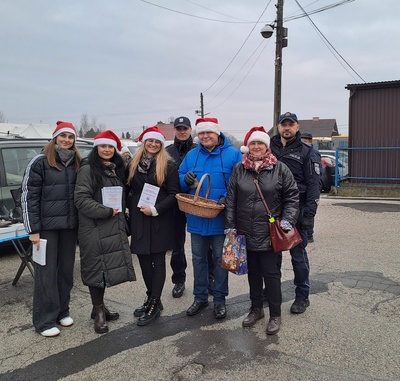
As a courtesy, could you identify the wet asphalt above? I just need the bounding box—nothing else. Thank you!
[0,196,399,381]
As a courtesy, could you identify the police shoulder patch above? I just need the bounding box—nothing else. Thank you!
[314,162,321,176]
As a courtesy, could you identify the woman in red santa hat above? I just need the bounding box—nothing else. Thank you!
[74,130,136,334]
[224,126,299,335]
[21,121,82,337]
[126,126,180,326]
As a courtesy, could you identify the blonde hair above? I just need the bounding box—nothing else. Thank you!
[127,144,171,186]
[44,139,82,172]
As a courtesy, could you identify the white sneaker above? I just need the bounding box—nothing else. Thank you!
[59,316,74,327]
[40,327,60,337]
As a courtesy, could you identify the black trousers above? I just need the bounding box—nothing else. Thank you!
[247,249,282,317]
[32,229,77,332]
[170,209,187,284]
[138,252,166,300]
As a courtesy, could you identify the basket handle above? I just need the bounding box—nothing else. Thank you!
[194,173,211,201]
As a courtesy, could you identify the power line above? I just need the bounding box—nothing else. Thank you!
[208,41,270,111]
[139,0,264,24]
[202,1,273,94]
[184,0,251,22]
[294,0,365,82]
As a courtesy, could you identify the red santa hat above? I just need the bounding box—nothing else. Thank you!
[52,121,76,139]
[93,130,122,151]
[137,126,166,146]
[195,117,220,136]
[240,126,270,153]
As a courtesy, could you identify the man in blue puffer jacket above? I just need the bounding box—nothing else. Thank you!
[179,117,242,320]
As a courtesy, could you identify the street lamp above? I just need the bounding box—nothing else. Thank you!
[260,0,287,136]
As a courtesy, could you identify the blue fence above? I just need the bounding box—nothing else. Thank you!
[335,147,400,187]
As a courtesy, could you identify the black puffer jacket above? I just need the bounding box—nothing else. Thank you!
[166,136,197,166]
[225,161,299,252]
[74,162,136,288]
[21,153,78,234]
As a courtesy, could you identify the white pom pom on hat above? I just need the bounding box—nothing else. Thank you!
[136,126,166,146]
[240,126,270,153]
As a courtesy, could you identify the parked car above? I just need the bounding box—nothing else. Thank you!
[319,150,348,192]
[121,140,174,157]
[0,137,93,211]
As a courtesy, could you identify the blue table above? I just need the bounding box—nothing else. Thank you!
[0,232,33,285]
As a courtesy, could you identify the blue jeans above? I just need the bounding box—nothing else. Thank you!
[190,234,228,304]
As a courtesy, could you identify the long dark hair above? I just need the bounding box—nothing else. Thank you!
[87,147,126,189]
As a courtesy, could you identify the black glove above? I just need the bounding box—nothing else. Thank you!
[184,172,197,186]
[217,196,226,205]
[301,215,314,231]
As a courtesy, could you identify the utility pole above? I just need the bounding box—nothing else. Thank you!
[195,92,208,118]
[273,0,285,135]
[261,0,287,136]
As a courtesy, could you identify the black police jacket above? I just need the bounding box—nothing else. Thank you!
[270,131,321,217]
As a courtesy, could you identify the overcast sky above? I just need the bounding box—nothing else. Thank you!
[1,0,399,139]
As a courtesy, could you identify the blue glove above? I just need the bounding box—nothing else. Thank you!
[184,172,197,186]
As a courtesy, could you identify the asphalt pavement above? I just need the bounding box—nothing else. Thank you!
[0,196,399,381]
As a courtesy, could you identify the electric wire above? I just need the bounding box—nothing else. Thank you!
[208,41,270,111]
[202,1,273,94]
[184,0,251,22]
[208,39,268,103]
[139,0,260,23]
[294,0,365,82]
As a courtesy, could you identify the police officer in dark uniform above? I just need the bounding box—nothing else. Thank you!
[268,112,321,314]
[166,116,196,298]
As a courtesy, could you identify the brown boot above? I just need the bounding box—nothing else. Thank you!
[93,304,109,334]
[91,305,119,321]
[266,316,281,335]
[242,307,265,327]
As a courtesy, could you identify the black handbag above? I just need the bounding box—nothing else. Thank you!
[254,178,302,252]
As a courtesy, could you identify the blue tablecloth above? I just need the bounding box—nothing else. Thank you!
[0,224,33,285]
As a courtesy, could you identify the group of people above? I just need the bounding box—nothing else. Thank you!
[21,111,320,338]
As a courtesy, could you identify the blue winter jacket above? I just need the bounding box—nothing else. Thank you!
[179,133,242,236]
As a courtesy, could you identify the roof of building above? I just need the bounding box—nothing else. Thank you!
[154,122,175,141]
[298,117,339,138]
[346,79,400,90]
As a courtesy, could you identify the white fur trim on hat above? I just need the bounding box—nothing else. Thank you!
[196,121,220,136]
[94,138,118,150]
[141,131,166,145]
[240,130,270,153]
[247,130,270,147]
[53,121,76,139]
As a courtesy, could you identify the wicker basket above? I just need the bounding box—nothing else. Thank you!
[176,173,225,218]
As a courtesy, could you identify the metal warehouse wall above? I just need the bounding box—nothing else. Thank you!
[346,81,400,184]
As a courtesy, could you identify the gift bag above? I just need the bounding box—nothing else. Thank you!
[221,234,248,275]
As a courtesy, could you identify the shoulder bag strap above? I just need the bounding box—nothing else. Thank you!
[253,175,272,217]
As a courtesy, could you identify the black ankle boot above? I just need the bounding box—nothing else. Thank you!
[137,297,161,326]
[134,295,151,317]
[134,295,164,317]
